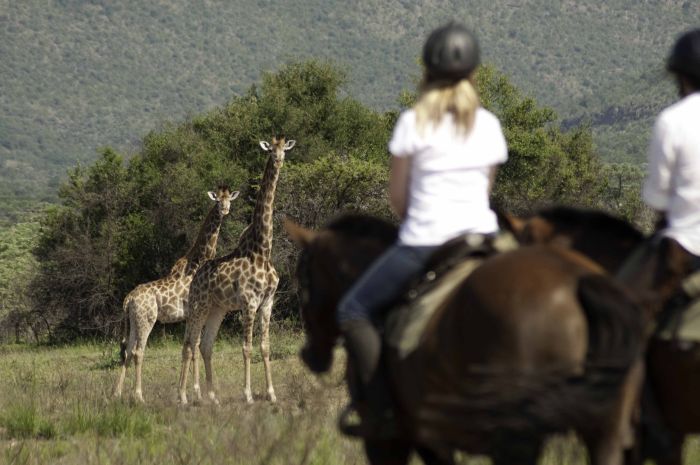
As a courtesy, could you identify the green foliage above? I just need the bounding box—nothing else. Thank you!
[475,66,604,212]
[0,221,40,342]
[278,154,392,227]
[29,60,394,340]
[600,163,655,232]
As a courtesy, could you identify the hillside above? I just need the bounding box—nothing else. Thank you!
[1,0,697,221]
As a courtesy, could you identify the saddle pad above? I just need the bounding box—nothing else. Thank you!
[656,298,700,342]
[386,258,482,359]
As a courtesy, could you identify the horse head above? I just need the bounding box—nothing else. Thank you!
[499,206,698,321]
[284,215,398,374]
[499,206,645,275]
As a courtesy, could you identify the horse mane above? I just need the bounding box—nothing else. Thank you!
[536,206,644,242]
[325,213,398,244]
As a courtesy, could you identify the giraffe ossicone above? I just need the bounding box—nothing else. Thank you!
[113,186,238,403]
[178,137,295,405]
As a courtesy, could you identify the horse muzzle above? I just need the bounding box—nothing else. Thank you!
[300,345,333,373]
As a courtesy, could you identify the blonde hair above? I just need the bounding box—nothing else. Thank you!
[414,77,480,135]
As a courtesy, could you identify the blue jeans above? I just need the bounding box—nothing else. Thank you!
[337,243,438,325]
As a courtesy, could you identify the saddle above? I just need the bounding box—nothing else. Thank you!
[617,237,700,343]
[660,246,700,343]
[384,231,519,359]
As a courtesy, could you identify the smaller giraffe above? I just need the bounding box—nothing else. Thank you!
[113,186,239,402]
[178,137,295,405]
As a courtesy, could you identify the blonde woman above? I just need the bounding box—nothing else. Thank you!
[337,23,508,437]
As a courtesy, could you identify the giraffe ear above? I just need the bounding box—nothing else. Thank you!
[284,139,296,150]
[283,218,316,247]
[207,191,218,201]
[231,190,240,200]
[259,141,271,151]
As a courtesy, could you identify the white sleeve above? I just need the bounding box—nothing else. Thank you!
[388,111,417,158]
[642,116,675,211]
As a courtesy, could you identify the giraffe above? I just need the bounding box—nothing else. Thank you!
[113,186,239,402]
[178,136,295,405]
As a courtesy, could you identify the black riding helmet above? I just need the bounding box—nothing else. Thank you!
[667,28,700,82]
[422,23,480,83]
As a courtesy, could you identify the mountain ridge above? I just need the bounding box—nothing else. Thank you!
[1,0,697,220]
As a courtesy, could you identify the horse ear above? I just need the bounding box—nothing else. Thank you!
[499,211,527,237]
[283,218,316,246]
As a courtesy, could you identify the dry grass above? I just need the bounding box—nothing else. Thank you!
[0,329,698,465]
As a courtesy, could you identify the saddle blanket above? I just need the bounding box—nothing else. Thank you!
[385,232,518,359]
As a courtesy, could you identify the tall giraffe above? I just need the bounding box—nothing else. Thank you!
[178,137,295,405]
[113,186,239,402]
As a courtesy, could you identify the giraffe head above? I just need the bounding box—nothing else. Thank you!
[259,136,296,162]
[207,185,239,217]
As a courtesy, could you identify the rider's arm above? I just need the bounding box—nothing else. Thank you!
[389,155,411,220]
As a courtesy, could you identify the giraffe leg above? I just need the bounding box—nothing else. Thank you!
[200,308,227,405]
[113,328,136,398]
[179,318,204,405]
[132,317,156,403]
[242,299,259,404]
[259,289,277,402]
[192,340,202,401]
[179,342,192,405]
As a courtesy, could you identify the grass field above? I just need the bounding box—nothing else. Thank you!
[0,327,698,465]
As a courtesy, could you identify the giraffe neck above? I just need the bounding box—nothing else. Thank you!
[237,155,282,259]
[185,203,224,266]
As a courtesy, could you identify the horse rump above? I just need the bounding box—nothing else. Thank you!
[409,274,646,450]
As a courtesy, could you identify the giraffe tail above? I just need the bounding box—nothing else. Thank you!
[119,294,131,364]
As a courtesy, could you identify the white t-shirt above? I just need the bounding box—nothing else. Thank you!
[389,107,508,246]
[643,92,700,256]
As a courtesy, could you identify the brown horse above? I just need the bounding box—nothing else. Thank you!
[285,214,645,465]
[501,206,700,465]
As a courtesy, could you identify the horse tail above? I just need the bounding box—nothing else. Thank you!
[119,293,132,364]
[577,274,645,372]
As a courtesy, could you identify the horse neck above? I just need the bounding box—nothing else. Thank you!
[571,234,644,275]
[524,208,645,275]
[332,237,391,296]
